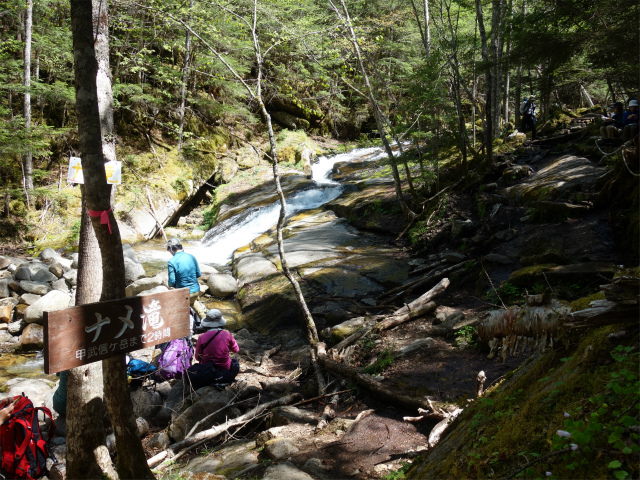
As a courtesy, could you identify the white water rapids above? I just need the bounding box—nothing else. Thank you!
[135,145,400,269]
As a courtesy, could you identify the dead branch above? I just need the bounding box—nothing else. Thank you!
[316,354,431,412]
[428,407,463,448]
[476,371,486,398]
[260,344,281,366]
[564,300,639,328]
[148,393,301,469]
[185,382,246,439]
[380,263,463,306]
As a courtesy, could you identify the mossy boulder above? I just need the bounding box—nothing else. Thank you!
[215,157,239,184]
[508,262,615,288]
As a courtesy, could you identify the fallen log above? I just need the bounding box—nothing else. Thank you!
[317,354,431,412]
[329,279,449,358]
[428,408,463,448]
[148,393,301,469]
[260,344,281,366]
[380,263,464,306]
[564,300,639,328]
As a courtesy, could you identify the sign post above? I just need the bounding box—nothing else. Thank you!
[44,288,190,374]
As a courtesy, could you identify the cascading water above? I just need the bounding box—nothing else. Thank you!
[135,146,400,269]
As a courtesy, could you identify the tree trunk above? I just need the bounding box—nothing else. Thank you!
[423,0,430,57]
[23,0,33,194]
[503,0,513,126]
[475,0,493,165]
[177,4,192,150]
[331,0,415,220]
[69,1,155,478]
[66,203,117,480]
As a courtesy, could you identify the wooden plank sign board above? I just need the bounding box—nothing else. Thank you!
[44,288,190,374]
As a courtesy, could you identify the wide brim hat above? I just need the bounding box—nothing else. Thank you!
[201,309,227,329]
[630,99,639,107]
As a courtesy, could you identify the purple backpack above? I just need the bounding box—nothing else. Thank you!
[156,338,194,381]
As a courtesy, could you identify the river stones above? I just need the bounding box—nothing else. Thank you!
[124,257,146,284]
[62,269,77,287]
[263,438,300,461]
[48,263,65,278]
[19,293,41,306]
[39,248,61,263]
[25,290,71,324]
[125,275,165,297]
[0,279,10,298]
[0,378,55,407]
[263,462,315,480]
[51,278,70,293]
[147,432,170,450]
[169,388,238,442]
[14,265,32,281]
[131,388,163,421]
[20,281,50,295]
[0,258,11,270]
[207,273,237,298]
[270,406,316,427]
[20,323,44,350]
[0,305,13,324]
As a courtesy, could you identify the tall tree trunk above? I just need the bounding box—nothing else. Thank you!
[503,0,513,126]
[330,0,415,220]
[23,0,33,194]
[514,1,526,129]
[423,0,430,57]
[475,0,493,165]
[69,1,155,478]
[177,4,192,150]
[66,202,116,480]
[490,0,507,137]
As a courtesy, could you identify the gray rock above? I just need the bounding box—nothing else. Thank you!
[131,389,163,421]
[0,331,14,342]
[147,432,170,450]
[0,258,11,270]
[125,276,164,297]
[49,263,64,279]
[264,438,300,460]
[270,406,317,427]
[25,290,71,324]
[0,297,18,307]
[0,279,10,298]
[451,219,475,237]
[155,380,188,427]
[302,458,333,480]
[169,388,237,442]
[0,378,55,407]
[397,337,436,357]
[39,248,61,263]
[206,273,237,298]
[124,257,146,285]
[51,278,70,294]
[263,462,315,480]
[8,279,22,293]
[69,253,79,269]
[483,253,513,265]
[122,244,138,263]
[19,293,42,306]
[63,269,77,287]
[20,323,44,350]
[8,319,26,335]
[445,252,466,263]
[0,304,13,324]
[14,265,32,281]
[138,285,169,296]
[20,281,50,295]
[493,228,517,242]
[361,298,377,306]
[432,311,466,336]
[136,417,149,437]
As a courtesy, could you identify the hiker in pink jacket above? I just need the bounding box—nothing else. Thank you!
[188,309,240,388]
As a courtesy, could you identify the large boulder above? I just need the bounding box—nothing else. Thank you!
[25,290,71,324]
[124,257,146,285]
[39,248,61,263]
[235,145,261,168]
[20,323,44,351]
[20,281,50,295]
[125,276,164,297]
[0,279,10,298]
[207,274,237,298]
[14,265,32,281]
[62,269,78,287]
[169,388,237,442]
[0,378,55,407]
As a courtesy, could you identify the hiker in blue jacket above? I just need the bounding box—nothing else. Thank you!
[167,238,207,321]
[622,99,639,141]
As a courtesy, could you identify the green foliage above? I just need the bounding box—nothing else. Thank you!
[363,347,396,375]
[454,326,478,348]
[383,462,412,480]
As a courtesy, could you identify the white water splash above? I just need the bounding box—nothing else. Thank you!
[136,146,393,268]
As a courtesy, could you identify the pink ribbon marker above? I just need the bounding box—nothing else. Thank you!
[88,208,113,234]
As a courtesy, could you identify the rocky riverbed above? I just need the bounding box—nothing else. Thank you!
[0,133,636,479]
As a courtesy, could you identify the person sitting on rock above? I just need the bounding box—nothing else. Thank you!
[622,99,639,141]
[52,371,67,416]
[166,237,207,322]
[520,95,537,140]
[186,309,240,390]
[599,102,624,145]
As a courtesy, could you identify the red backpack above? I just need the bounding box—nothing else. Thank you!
[0,395,56,479]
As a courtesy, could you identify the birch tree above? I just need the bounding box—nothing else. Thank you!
[23,0,33,197]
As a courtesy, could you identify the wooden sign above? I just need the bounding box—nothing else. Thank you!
[44,288,190,374]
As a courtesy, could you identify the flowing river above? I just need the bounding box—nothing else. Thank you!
[134,146,395,270]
